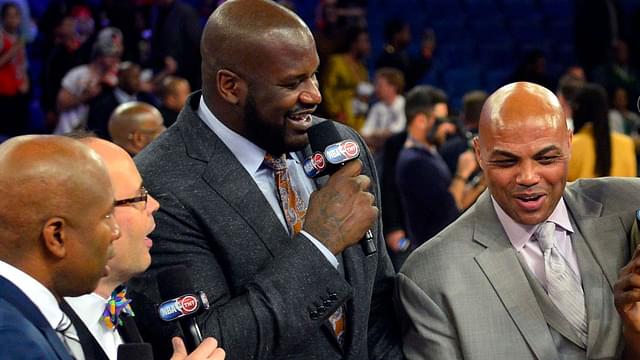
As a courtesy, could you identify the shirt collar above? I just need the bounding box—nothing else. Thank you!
[65,292,109,326]
[197,95,266,176]
[114,87,136,104]
[0,260,65,330]
[492,196,574,251]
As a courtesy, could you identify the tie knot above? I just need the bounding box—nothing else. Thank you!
[263,154,288,172]
[103,286,133,330]
[535,221,557,251]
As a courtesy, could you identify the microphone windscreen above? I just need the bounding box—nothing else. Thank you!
[157,265,194,301]
[117,343,153,360]
[307,121,343,153]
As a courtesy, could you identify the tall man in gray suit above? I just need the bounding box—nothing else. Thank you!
[129,0,402,359]
[398,82,640,359]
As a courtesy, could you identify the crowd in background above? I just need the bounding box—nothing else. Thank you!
[1,0,640,265]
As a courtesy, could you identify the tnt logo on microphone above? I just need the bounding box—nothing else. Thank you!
[325,140,360,164]
[158,294,200,321]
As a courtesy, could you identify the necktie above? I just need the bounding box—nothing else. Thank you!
[263,154,346,344]
[56,312,86,360]
[535,221,588,347]
[263,154,307,235]
[102,286,134,330]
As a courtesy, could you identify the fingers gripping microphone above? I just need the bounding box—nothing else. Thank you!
[157,265,210,353]
[305,120,377,255]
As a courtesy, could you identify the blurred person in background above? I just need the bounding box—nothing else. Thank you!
[396,86,479,263]
[55,27,123,135]
[568,83,636,180]
[108,101,165,156]
[0,2,29,137]
[321,26,371,131]
[556,73,586,132]
[87,61,157,139]
[361,67,406,153]
[158,75,191,128]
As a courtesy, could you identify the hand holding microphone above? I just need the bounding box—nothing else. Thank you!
[302,121,378,255]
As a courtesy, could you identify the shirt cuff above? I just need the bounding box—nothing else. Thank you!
[300,230,339,269]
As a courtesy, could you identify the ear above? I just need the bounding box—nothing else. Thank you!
[130,131,146,153]
[42,217,67,259]
[566,128,573,160]
[216,69,246,105]
[473,136,484,170]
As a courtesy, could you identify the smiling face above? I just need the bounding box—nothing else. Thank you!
[239,29,321,155]
[474,82,572,225]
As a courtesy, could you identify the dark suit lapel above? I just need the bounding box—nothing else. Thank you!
[177,93,289,256]
[118,314,143,344]
[471,192,559,360]
[59,299,109,360]
[0,276,72,360]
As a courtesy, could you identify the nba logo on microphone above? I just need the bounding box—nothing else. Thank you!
[324,140,360,164]
[158,294,200,321]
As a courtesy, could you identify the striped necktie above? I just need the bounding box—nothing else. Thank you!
[535,221,588,347]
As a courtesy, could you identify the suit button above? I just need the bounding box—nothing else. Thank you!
[310,310,319,320]
[317,305,327,313]
[328,293,338,300]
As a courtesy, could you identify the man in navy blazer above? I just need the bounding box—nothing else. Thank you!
[0,135,121,359]
[129,0,402,359]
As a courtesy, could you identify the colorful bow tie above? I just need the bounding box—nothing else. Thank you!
[102,286,134,330]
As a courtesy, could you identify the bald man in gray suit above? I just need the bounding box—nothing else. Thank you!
[398,82,640,359]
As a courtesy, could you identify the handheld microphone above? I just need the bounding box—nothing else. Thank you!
[306,120,377,255]
[157,265,210,353]
[117,343,153,360]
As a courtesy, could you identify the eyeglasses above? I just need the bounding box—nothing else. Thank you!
[114,186,148,209]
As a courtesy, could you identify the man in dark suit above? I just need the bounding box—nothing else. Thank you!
[62,137,225,360]
[130,0,402,359]
[0,135,121,359]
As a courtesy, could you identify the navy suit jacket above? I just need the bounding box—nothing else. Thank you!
[129,92,402,359]
[0,275,72,360]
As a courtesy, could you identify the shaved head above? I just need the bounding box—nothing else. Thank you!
[478,82,566,146]
[0,135,119,296]
[474,82,572,225]
[201,0,312,81]
[108,102,165,155]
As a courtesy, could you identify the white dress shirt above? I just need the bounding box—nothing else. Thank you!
[197,96,339,268]
[65,293,123,360]
[492,197,582,290]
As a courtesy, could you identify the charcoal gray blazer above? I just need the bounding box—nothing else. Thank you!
[129,92,402,360]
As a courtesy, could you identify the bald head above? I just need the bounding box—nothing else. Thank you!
[473,82,572,225]
[201,0,314,96]
[108,102,165,155]
[0,135,118,296]
[478,82,566,146]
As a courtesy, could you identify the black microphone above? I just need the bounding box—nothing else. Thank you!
[157,265,211,353]
[306,120,377,255]
[117,343,153,360]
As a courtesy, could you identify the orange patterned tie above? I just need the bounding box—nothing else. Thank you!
[263,154,346,344]
[263,154,306,235]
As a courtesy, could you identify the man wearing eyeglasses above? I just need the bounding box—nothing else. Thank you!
[63,137,225,360]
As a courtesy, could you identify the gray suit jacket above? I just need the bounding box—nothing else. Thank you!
[397,178,640,359]
[130,92,402,359]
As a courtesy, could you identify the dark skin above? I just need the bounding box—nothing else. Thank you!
[614,244,640,359]
[0,135,119,299]
[200,0,376,254]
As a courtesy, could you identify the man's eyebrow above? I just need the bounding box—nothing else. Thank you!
[489,149,518,159]
[532,145,561,157]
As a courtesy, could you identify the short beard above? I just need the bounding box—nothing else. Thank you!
[243,92,288,156]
